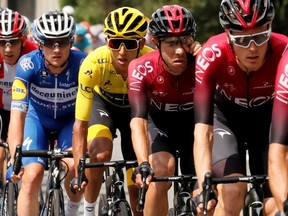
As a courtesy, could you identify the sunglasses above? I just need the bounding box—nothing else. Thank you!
[41,39,71,49]
[107,38,140,51]
[0,38,21,47]
[228,28,271,48]
[163,36,194,47]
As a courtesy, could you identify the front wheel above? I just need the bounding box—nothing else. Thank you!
[168,208,176,216]
[114,201,132,216]
[46,190,64,216]
[2,182,18,216]
[98,194,108,216]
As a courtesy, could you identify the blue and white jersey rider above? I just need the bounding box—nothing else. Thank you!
[11,49,86,164]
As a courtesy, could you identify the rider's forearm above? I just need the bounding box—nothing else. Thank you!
[268,143,288,211]
[72,119,88,176]
[194,123,213,190]
[7,109,25,162]
[130,117,149,164]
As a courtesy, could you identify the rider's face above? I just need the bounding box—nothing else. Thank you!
[107,37,145,73]
[159,36,193,75]
[0,36,25,65]
[41,38,72,67]
[228,25,270,72]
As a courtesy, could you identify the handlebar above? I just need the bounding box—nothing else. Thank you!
[137,167,149,212]
[202,172,213,216]
[12,144,74,175]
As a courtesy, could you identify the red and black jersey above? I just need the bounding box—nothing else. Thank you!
[194,32,288,125]
[128,50,195,123]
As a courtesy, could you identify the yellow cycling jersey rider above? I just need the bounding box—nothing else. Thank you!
[76,44,153,121]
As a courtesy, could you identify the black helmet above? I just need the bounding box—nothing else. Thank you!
[219,0,274,31]
[149,5,197,39]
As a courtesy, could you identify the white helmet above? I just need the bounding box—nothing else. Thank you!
[62,5,75,16]
[33,10,75,41]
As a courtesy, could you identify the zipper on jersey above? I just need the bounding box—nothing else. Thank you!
[54,75,58,119]
[246,75,250,108]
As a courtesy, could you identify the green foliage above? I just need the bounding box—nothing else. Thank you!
[59,0,288,44]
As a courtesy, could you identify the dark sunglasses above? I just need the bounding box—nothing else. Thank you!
[41,39,71,49]
[163,36,194,47]
[228,28,271,48]
[107,38,140,51]
[0,38,21,47]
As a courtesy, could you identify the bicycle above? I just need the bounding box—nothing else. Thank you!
[0,140,19,216]
[13,142,74,216]
[77,157,138,216]
[137,150,198,216]
[202,172,268,216]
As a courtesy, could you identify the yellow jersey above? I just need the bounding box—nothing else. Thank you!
[75,45,154,121]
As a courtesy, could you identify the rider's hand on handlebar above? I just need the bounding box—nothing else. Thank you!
[132,161,154,187]
[192,189,218,216]
[69,177,88,195]
[10,168,24,184]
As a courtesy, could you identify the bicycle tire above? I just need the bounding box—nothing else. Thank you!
[98,194,109,216]
[2,182,18,216]
[46,190,64,216]
[114,201,132,216]
[168,208,175,216]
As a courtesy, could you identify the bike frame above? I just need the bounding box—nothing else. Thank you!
[78,158,137,216]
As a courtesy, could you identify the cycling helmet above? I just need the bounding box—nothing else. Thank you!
[33,10,75,41]
[0,8,27,39]
[104,7,148,39]
[149,5,197,39]
[76,24,86,36]
[219,0,275,31]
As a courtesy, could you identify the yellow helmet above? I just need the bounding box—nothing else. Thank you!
[104,7,148,39]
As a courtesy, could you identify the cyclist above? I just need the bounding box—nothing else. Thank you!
[7,10,86,216]
[268,49,288,215]
[193,0,288,215]
[128,5,207,216]
[71,7,153,216]
[0,8,37,186]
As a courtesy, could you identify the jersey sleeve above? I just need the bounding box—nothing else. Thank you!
[194,41,221,125]
[75,53,99,121]
[11,54,35,112]
[271,52,288,145]
[128,58,148,119]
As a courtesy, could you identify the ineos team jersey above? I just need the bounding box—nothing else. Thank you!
[0,40,37,110]
[11,49,86,124]
[128,50,195,122]
[194,32,288,125]
[271,50,288,145]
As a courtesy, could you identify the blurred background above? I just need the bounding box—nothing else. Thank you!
[0,0,287,44]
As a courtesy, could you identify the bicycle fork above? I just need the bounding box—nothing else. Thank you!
[244,187,264,216]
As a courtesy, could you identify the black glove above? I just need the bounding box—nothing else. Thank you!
[132,161,154,183]
[69,176,89,195]
[191,190,218,215]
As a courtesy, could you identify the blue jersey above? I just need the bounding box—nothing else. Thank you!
[11,49,86,128]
